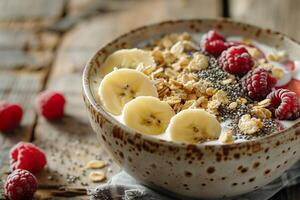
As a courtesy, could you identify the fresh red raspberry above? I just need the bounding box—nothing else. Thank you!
[10,142,47,173]
[267,89,300,120]
[4,169,37,200]
[218,46,254,75]
[0,102,23,132]
[203,30,226,42]
[36,91,66,120]
[201,30,228,56]
[242,68,277,101]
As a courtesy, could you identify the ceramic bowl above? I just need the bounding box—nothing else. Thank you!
[82,19,300,199]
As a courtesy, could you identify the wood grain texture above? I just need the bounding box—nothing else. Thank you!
[53,0,221,76]
[0,0,65,28]
[33,74,120,198]
[0,72,44,176]
[230,0,300,41]
[0,28,59,70]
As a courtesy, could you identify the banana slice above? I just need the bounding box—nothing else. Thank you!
[99,69,158,115]
[99,48,156,77]
[167,109,221,144]
[123,96,175,135]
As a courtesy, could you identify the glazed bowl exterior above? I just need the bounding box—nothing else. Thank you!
[82,19,300,199]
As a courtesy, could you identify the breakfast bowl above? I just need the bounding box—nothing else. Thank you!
[82,19,300,199]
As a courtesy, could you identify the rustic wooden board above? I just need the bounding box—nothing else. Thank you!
[53,0,221,76]
[0,28,59,70]
[0,0,65,28]
[34,74,120,198]
[230,0,300,41]
[0,71,44,176]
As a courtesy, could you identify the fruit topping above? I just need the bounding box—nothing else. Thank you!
[267,89,300,120]
[242,68,277,101]
[218,46,254,76]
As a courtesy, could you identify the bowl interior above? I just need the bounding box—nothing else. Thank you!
[83,19,300,146]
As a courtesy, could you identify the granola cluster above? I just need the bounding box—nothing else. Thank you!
[139,32,283,141]
[139,33,231,117]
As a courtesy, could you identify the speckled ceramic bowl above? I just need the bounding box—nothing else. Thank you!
[82,19,300,199]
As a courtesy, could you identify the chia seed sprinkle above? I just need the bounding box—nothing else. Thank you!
[197,54,279,140]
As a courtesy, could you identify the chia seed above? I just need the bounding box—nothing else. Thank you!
[197,55,279,140]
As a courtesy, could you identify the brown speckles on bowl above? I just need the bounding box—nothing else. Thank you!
[249,177,256,182]
[185,171,193,177]
[253,162,260,169]
[82,19,300,199]
[264,169,271,175]
[207,166,216,174]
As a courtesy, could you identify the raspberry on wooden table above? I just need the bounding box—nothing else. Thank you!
[242,68,277,101]
[267,89,300,120]
[218,46,254,76]
[0,101,23,132]
[10,142,47,173]
[4,169,37,200]
[36,91,66,120]
[201,30,228,56]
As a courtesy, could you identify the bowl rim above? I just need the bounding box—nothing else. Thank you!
[82,18,300,148]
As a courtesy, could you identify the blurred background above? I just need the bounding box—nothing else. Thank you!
[0,0,300,199]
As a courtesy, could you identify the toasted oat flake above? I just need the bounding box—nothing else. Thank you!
[251,107,272,119]
[219,130,234,144]
[86,160,106,169]
[271,67,284,80]
[212,90,228,104]
[89,171,106,182]
[221,78,233,85]
[229,102,238,109]
[257,99,271,107]
[170,41,184,57]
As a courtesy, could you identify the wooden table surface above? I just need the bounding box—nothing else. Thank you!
[0,0,299,199]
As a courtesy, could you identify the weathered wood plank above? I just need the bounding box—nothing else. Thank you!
[0,0,65,28]
[230,0,300,41]
[33,74,120,198]
[53,0,221,76]
[0,28,59,70]
[0,72,44,176]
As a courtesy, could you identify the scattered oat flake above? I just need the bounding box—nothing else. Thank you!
[89,171,106,182]
[86,160,106,169]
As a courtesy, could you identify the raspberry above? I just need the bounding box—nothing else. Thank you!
[10,142,47,173]
[4,169,37,200]
[201,30,228,56]
[203,30,226,42]
[242,68,277,101]
[0,102,23,132]
[36,91,66,120]
[267,89,300,120]
[218,46,254,76]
